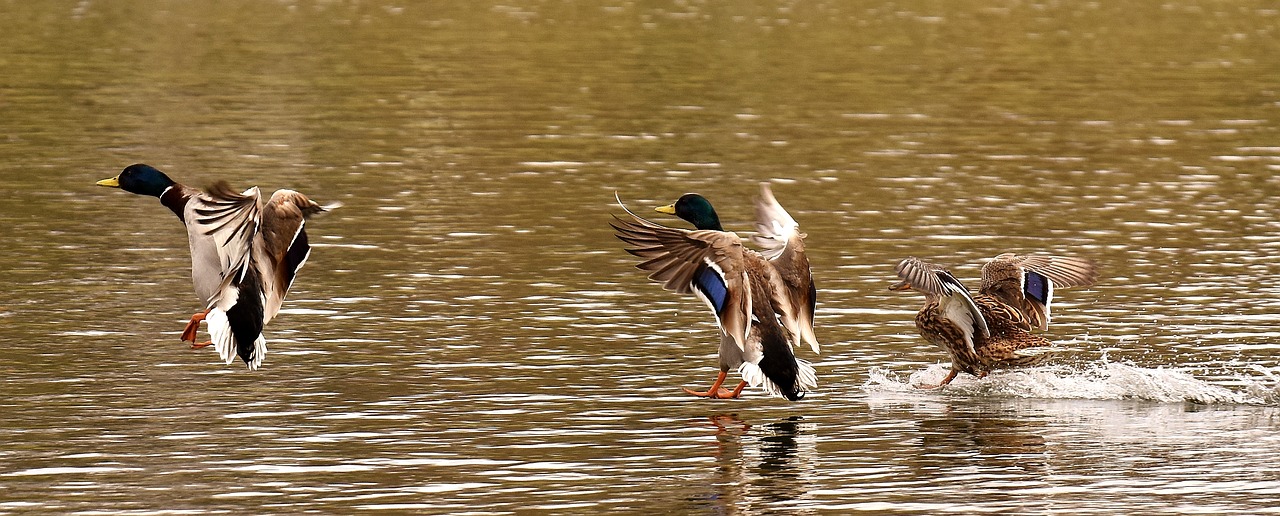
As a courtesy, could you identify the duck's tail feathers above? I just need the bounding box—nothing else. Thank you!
[796,358,818,391]
[738,359,817,402]
[205,268,267,371]
[738,362,777,397]
[206,309,267,371]
[207,308,236,365]
[738,327,817,402]
[247,336,266,370]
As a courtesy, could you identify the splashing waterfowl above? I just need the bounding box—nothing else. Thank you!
[890,253,1098,388]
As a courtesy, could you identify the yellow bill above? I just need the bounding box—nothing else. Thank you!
[96,176,120,187]
[654,204,676,215]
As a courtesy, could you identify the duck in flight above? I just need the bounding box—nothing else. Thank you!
[97,164,339,370]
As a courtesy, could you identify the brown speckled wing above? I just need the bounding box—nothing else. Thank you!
[612,200,753,354]
[894,257,951,297]
[982,253,1099,331]
[974,295,1053,366]
[256,189,331,322]
[751,183,818,354]
[1007,254,1099,288]
[895,257,990,350]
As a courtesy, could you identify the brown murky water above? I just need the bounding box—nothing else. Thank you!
[3,0,1280,513]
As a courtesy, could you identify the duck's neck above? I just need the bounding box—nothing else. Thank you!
[159,185,189,221]
[689,213,724,231]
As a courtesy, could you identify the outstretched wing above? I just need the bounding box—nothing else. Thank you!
[895,257,989,355]
[191,182,262,305]
[186,182,264,369]
[255,189,336,323]
[894,256,949,298]
[1008,254,1098,288]
[750,182,818,354]
[612,197,753,354]
[982,253,1098,331]
[751,182,801,260]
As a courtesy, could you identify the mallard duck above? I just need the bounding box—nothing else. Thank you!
[611,183,819,401]
[97,164,338,370]
[890,253,1098,388]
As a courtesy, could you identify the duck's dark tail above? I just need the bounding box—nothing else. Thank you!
[226,268,266,369]
[208,266,268,370]
[740,323,817,401]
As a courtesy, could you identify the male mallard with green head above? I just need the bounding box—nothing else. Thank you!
[612,183,819,401]
[97,164,338,370]
[890,253,1098,388]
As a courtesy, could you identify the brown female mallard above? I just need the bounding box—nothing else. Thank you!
[890,253,1098,388]
[97,164,338,370]
[611,183,818,401]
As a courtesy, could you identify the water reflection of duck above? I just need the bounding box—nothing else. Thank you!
[755,417,808,476]
[612,184,818,401]
[704,415,815,510]
[97,164,338,370]
[890,253,1098,388]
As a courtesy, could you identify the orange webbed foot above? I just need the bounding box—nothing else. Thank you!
[682,386,742,399]
[180,309,211,343]
[682,373,746,400]
[189,341,213,350]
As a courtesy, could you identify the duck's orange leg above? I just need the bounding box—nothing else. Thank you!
[180,309,210,343]
[916,368,960,390]
[683,371,745,399]
[189,341,213,350]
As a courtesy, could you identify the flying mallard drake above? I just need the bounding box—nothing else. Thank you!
[97,164,339,370]
[890,253,1098,388]
[611,183,819,401]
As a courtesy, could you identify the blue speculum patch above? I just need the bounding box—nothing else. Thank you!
[694,266,729,314]
[1025,271,1051,304]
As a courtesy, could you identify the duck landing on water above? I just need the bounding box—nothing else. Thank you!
[612,183,819,401]
[890,253,1098,389]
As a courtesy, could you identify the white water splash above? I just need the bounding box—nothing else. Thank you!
[865,362,1280,405]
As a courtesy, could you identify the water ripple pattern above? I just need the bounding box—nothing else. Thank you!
[3,0,1280,514]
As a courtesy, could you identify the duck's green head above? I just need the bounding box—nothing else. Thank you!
[96,164,176,197]
[656,193,723,231]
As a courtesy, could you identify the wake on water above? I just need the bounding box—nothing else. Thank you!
[864,360,1280,406]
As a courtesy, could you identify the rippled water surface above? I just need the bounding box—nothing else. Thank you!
[4,0,1280,513]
